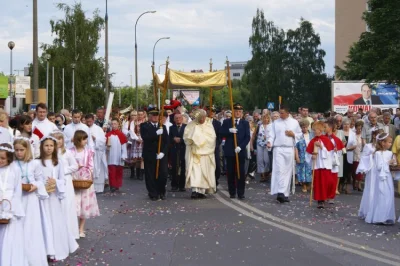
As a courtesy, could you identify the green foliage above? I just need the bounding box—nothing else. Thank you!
[245,9,332,112]
[112,85,154,109]
[29,3,107,113]
[336,0,400,83]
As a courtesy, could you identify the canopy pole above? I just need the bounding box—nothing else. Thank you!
[226,57,240,179]
[156,56,169,179]
[209,58,213,118]
[152,63,157,107]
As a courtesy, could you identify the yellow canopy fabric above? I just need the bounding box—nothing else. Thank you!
[155,69,226,90]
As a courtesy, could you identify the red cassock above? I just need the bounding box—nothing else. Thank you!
[306,135,335,201]
[106,130,128,189]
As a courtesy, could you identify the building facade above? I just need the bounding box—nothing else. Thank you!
[335,0,368,71]
[227,61,247,80]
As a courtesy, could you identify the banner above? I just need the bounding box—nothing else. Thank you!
[15,76,30,98]
[333,82,399,113]
[172,90,200,106]
[0,76,8,99]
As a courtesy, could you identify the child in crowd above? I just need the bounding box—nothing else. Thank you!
[363,133,396,224]
[14,137,48,265]
[70,130,99,238]
[0,143,25,266]
[52,131,80,239]
[306,121,334,209]
[18,115,40,158]
[39,136,78,261]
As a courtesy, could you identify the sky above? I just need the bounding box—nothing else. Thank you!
[0,0,335,87]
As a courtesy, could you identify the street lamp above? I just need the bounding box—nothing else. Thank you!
[152,37,170,66]
[71,63,76,109]
[158,64,166,74]
[105,0,109,106]
[44,53,51,107]
[134,10,156,110]
[8,41,15,116]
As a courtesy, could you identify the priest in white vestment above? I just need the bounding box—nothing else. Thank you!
[86,114,108,193]
[64,110,94,149]
[32,103,58,139]
[267,105,302,203]
[183,109,217,199]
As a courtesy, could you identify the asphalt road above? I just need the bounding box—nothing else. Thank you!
[57,171,400,266]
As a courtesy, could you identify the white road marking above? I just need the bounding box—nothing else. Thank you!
[214,189,400,266]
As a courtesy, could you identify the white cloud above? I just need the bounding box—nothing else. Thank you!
[1,0,335,87]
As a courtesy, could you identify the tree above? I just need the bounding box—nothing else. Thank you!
[245,9,331,112]
[30,3,106,113]
[336,0,400,83]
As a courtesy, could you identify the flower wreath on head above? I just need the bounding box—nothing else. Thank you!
[40,135,58,143]
[376,133,389,141]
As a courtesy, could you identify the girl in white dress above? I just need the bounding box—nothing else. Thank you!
[51,132,80,239]
[364,133,396,224]
[13,137,48,265]
[0,143,25,266]
[18,115,41,159]
[38,136,78,261]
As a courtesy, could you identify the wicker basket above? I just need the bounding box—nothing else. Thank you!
[72,167,93,190]
[390,165,400,172]
[45,182,56,193]
[72,180,93,189]
[0,199,11,224]
[22,183,33,192]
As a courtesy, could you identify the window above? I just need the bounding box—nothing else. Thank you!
[233,73,241,77]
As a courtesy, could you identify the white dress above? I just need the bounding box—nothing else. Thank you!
[14,160,49,266]
[364,151,396,224]
[0,164,25,266]
[38,159,79,260]
[89,124,108,193]
[60,150,80,239]
[357,143,375,219]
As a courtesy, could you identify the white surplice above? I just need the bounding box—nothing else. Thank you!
[38,159,78,260]
[107,135,127,166]
[268,117,302,197]
[0,164,25,266]
[60,150,80,239]
[357,143,375,219]
[89,124,108,192]
[63,122,94,149]
[32,118,58,138]
[364,151,396,224]
[122,121,139,142]
[183,118,217,194]
[14,160,49,266]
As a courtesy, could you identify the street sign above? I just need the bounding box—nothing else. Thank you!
[267,102,275,110]
[29,104,37,111]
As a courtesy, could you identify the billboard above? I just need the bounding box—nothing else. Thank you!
[0,76,8,99]
[332,82,399,114]
[15,76,30,98]
[172,90,200,106]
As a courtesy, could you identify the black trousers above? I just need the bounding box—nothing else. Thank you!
[143,156,167,198]
[226,156,246,197]
[215,148,221,186]
[171,152,186,189]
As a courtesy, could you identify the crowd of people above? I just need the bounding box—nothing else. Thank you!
[1,99,400,265]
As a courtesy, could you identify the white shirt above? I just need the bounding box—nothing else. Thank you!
[63,122,93,149]
[32,118,58,138]
[268,117,302,147]
[164,121,173,135]
[0,127,13,144]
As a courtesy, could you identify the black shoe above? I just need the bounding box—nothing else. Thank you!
[230,194,236,199]
[191,192,198,199]
[197,193,206,199]
[179,188,186,192]
[160,194,166,200]
[150,196,159,201]
[138,170,144,181]
[283,197,290,203]
[238,195,245,200]
[110,187,116,193]
[317,200,325,209]
[276,193,284,203]
[170,187,179,192]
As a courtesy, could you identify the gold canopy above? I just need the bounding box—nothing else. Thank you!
[155,69,226,90]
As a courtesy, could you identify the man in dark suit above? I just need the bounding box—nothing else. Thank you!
[169,113,187,192]
[220,103,251,199]
[353,84,383,105]
[140,108,169,201]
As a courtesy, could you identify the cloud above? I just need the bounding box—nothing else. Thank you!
[1,0,335,87]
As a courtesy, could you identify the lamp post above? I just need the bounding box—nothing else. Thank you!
[105,0,109,106]
[135,10,156,110]
[152,37,170,67]
[71,63,76,109]
[33,0,39,103]
[8,41,15,116]
[44,53,51,107]
[158,64,166,74]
